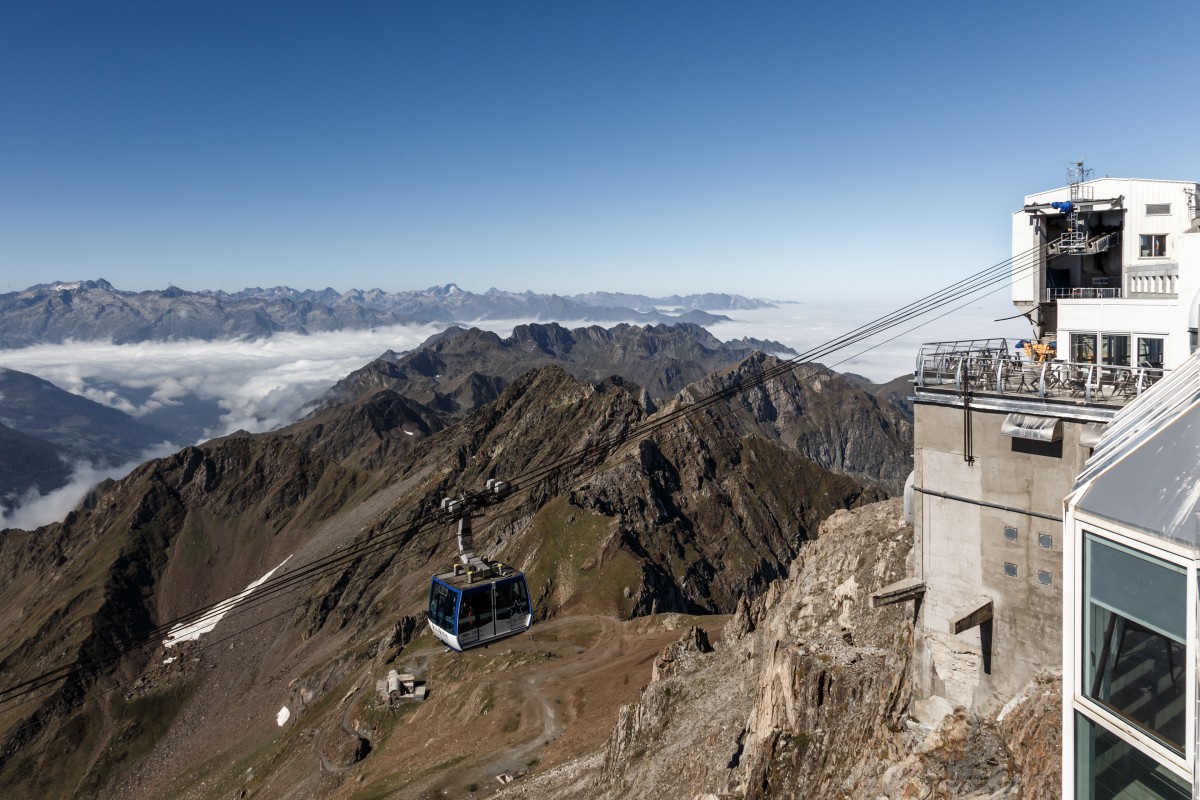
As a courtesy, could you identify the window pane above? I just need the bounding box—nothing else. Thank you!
[428,582,458,631]
[1084,533,1186,751]
[1101,334,1130,366]
[1138,337,1164,368]
[1140,234,1167,257]
[1137,235,1166,256]
[1075,713,1190,799]
[459,587,494,632]
[494,580,516,623]
[1072,333,1097,363]
[494,579,530,632]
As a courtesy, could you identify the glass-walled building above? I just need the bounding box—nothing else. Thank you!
[1064,352,1200,798]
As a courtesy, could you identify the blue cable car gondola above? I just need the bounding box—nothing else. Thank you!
[428,561,531,651]
[427,479,533,651]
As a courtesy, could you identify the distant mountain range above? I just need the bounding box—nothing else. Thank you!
[0,280,776,348]
[317,321,798,411]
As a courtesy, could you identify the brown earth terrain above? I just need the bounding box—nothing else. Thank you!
[0,338,920,799]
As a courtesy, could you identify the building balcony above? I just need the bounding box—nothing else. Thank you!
[1044,288,1122,301]
[914,339,1166,410]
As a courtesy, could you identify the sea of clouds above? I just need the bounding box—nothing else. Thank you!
[0,294,1028,529]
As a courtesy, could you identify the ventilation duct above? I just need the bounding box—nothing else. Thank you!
[1000,413,1062,442]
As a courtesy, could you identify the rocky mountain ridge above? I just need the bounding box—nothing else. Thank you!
[0,343,912,798]
[0,280,774,347]
[315,321,797,416]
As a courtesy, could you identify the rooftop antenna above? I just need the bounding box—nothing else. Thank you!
[1053,159,1094,254]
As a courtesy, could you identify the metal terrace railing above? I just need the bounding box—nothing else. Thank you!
[914,340,1165,405]
[1044,287,1122,300]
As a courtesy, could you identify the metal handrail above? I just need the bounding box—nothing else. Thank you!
[915,348,1166,405]
[1044,288,1122,300]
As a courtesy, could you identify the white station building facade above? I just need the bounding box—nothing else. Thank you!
[1065,353,1200,799]
[1011,174,1200,371]
[899,167,1200,799]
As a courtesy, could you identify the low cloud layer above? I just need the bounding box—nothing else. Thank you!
[0,324,457,441]
[0,299,1026,449]
[708,294,1028,382]
[1,442,178,531]
[0,297,1026,530]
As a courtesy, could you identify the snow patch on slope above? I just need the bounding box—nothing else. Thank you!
[163,555,293,647]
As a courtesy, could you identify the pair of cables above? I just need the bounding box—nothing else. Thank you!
[0,242,1055,729]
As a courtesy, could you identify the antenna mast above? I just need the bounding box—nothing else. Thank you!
[1058,160,1094,254]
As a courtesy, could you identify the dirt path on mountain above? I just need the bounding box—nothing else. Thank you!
[475,615,622,780]
[316,687,370,775]
[396,613,716,799]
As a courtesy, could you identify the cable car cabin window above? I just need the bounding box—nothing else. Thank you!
[458,587,495,643]
[494,579,530,632]
[429,581,458,632]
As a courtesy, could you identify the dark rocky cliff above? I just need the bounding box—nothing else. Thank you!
[683,353,913,494]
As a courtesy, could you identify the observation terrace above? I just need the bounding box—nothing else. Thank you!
[913,339,1166,422]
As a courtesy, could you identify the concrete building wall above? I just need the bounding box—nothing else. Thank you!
[913,399,1098,714]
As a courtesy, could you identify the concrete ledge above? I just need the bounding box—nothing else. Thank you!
[870,577,926,608]
[949,595,993,635]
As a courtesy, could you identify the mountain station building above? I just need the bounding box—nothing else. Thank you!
[888,167,1200,798]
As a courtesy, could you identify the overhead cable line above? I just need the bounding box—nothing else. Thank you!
[0,244,1056,717]
[0,244,1052,713]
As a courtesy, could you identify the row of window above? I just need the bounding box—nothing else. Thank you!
[1002,525,1054,584]
[1004,526,1053,548]
[1002,562,1053,584]
[1069,333,1164,368]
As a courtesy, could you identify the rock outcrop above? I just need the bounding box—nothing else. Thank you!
[683,353,914,494]
[503,499,1061,800]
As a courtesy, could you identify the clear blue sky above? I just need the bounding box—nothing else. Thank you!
[2,1,1196,301]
